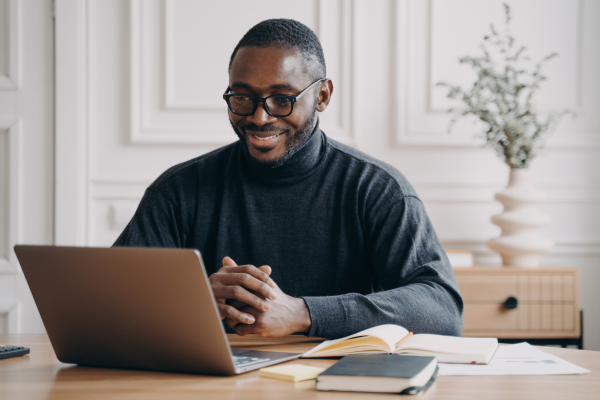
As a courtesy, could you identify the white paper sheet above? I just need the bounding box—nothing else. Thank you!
[437,342,590,376]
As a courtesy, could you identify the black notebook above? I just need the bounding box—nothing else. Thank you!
[316,354,438,394]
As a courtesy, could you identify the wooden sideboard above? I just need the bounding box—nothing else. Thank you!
[454,267,581,347]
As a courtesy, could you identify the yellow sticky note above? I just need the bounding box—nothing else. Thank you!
[259,364,326,382]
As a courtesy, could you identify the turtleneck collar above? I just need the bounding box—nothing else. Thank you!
[240,119,327,185]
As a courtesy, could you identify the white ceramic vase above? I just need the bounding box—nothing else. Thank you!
[487,168,554,268]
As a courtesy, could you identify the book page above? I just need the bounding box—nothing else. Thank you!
[303,324,409,357]
[397,334,497,357]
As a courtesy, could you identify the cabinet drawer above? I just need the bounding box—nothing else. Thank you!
[454,267,580,339]
[457,275,517,302]
[463,304,518,330]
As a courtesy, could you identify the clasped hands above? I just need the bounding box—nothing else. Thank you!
[208,257,311,337]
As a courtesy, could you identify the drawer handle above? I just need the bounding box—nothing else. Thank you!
[503,296,518,310]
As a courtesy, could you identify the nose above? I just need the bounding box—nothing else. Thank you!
[246,101,278,126]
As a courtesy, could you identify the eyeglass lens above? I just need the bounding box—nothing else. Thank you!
[229,95,292,117]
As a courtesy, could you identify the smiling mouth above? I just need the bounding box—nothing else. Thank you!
[251,133,281,141]
[246,131,284,141]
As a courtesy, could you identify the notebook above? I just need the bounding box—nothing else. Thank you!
[303,324,498,364]
[316,354,438,394]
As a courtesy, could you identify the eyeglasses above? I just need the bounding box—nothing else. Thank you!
[223,79,324,118]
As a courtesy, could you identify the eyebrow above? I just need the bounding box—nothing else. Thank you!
[230,82,300,92]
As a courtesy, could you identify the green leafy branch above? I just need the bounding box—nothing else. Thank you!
[437,3,575,169]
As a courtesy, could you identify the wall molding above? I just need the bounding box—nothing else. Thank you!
[393,0,599,149]
[0,300,18,334]
[414,182,600,204]
[426,0,585,116]
[90,177,600,204]
[129,0,354,145]
[314,0,354,144]
[0,118,21,272]
[444,240,600,258]
[54,0,89,246]
[0,0,21,90]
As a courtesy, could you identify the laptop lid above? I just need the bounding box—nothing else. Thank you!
[15,245,238,375]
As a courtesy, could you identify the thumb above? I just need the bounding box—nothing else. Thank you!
[258,265,272,276]
[222,256,237,267]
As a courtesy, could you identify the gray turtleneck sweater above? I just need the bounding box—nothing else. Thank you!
[114,123,463,339]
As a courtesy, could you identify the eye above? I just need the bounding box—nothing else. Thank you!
[233,95,251,102]
[272,97,291,106]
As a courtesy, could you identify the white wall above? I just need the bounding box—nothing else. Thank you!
[54,0,600,349]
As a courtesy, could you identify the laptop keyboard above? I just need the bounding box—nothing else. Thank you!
[232,355,271,367]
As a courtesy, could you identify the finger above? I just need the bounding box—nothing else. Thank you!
[217,265,275,289]
[222,256,237,267]
[220,285,271,311]
[227,288,267,309]
[217,303,255,324]
[234,323,255,336]
[218,272,277,300]
[258,265,276,288]
[225,318,240,329]
[227,299,247,309]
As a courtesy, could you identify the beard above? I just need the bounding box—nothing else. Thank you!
[229,106,317,168]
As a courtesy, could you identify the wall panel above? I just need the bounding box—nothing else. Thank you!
[0,129,7,261]
[395,0,599,148]
[0,120,19,272]
[129,0,352,145]
[0,0,20,89]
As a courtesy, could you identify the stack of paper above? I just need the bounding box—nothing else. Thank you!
[437,342,590,376]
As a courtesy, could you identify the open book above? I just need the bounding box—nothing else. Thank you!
[302,324,498,364]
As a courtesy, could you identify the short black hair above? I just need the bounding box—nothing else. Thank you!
[229,19,326,81]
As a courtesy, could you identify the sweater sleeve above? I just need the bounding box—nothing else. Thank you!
[112,188,184,248]
[302,195,463,339]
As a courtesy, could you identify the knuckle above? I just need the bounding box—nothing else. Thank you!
[239,273,251,284]
[224,306,236,318]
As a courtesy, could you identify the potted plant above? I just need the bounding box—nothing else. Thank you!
[437,3,574,267]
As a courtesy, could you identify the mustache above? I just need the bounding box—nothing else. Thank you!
[241,123,287,134]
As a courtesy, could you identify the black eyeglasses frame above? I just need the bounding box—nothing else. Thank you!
[223,78,324,118]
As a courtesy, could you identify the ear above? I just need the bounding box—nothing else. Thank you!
[316,79,334,112]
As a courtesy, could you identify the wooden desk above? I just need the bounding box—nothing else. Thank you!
[1,334,599,400]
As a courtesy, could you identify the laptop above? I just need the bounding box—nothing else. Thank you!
[14,245,301,375]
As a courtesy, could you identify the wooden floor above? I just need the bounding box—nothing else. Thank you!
[1,333,599,400]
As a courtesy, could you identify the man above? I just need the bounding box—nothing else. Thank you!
[114,19,463,339]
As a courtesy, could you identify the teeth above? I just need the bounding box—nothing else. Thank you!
[252,133,281,141]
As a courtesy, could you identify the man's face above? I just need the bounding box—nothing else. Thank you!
[228,46,320,166]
